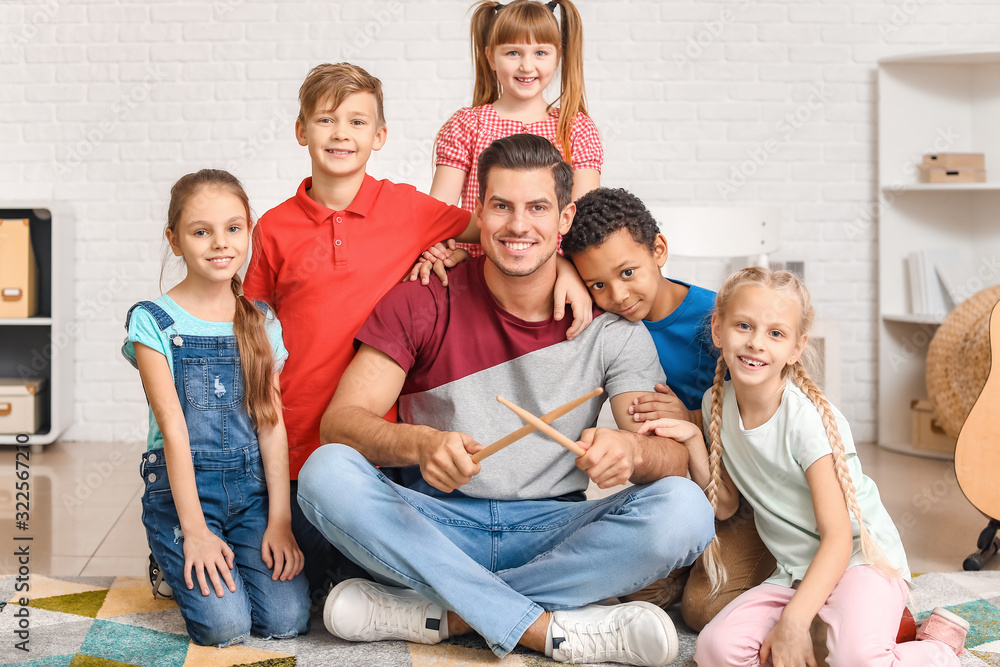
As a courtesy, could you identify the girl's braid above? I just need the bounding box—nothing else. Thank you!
[702,354,729,598]
[790,362,898,577]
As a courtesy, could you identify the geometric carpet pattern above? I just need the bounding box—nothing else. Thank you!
[4,572,1000,666]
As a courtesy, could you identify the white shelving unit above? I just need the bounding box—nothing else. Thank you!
[0,204,74,445]
[878,50,1000,458]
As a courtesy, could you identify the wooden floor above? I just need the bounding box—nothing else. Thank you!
[0,436,994,577]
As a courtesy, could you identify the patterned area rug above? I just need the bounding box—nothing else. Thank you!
[1,572,998,666]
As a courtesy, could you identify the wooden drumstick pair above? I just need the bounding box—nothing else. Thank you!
[471,388,603,463]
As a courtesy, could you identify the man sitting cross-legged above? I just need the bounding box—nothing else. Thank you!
[296,134,715,667]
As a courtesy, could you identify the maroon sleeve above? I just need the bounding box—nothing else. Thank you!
[355,280,444,374]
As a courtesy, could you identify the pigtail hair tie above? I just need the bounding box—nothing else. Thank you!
[546,0,558,10]
[494,2,504,10]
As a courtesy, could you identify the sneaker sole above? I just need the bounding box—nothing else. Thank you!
[628,600,679,665]
[324,577,370,639]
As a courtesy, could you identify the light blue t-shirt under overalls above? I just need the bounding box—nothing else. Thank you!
[122,295,288,451]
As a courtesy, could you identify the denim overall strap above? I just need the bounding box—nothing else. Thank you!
[125,300,175,332]
[122,301,177,370]
[168,329,255,453]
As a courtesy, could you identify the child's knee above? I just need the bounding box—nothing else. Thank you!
[253,581,311,639]
[693,625,727,666]
[254,604,310,639]
[188,614,252,648]
[694,617,757,666]
[180,588,254,647]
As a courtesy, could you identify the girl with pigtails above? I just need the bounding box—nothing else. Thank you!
[639,267,962,667]
[431,0,602,258]
[123,169,309,647]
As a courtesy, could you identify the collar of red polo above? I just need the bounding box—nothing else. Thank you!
[294,174,378,223]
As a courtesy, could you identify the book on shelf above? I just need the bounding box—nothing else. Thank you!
[907,249,962,319]
[907,252,925,315]
[935,257,1000,307]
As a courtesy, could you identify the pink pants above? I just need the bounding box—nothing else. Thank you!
[695,565,960,667]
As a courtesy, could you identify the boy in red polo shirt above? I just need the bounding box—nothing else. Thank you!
[243,63,476,604]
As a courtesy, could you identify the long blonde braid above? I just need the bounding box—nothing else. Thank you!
[701,354,729,598]
[790,362,899,578]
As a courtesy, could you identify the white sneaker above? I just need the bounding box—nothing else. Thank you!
[323,578,448,645]
[546,602,679,666]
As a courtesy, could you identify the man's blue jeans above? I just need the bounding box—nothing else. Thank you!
[298,444,715,658]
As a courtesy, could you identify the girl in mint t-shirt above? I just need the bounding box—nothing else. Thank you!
[639,267,963,666]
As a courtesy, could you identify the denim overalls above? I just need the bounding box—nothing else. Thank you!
[125,300,309,647]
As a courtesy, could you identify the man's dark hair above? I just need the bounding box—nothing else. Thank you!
[560,187,660,256]
[477,134,574,211]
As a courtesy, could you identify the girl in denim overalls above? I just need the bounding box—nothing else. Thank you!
[123,169,310,647]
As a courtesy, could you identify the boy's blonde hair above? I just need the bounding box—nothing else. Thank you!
[701,266,898,597]
[297,62,385,128]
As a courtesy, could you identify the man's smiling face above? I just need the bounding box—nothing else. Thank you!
[475,166,573,278]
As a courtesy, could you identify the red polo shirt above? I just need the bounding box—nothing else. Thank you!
[244,175,470,477]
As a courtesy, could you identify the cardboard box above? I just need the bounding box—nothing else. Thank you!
[921,167,987,184]
[0,378,45,435]
[0,218,38,318]
[922,153,986,169]
[911,400,957,454]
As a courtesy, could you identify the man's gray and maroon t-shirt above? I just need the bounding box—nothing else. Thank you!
[356,257,665,501]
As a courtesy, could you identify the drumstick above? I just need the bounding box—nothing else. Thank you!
[496,396,588,457]
[471,388,602,463]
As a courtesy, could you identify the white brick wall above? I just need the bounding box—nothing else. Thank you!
[2,0,999,443]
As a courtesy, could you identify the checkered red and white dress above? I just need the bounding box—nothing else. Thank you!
[435,104,604,257]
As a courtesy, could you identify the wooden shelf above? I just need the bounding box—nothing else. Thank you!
[882,313,945,325]
[0,317,53,326]
[882,183,1000,192]
[879,50,1000,66]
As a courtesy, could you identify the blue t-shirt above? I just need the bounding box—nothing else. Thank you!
[122,294,288,451]
[642,279,719,411]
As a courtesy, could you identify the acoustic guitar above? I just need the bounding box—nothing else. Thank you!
[954,301,1000,519]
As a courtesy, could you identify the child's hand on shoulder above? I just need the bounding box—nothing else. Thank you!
[261,521,305,582]
[637,416,703,448]
[404,239,471,287]
[554,255,593,340]
[628,384,696,425]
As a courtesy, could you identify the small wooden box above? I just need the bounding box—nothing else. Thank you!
[911,400,957,454]
[0,218,39,318]
[0,378,45,435]
[922,153,986,169]
[921,167,987,183]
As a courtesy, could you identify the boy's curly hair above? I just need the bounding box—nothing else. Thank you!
[561,187,660,256]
